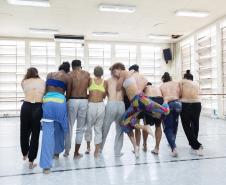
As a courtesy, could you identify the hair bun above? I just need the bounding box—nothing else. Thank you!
[186,70,190,74]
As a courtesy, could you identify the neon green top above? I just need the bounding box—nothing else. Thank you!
[89,79,105,93]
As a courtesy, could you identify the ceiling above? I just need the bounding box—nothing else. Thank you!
[0,0,226,43]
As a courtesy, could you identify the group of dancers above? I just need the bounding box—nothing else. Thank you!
[20,60,203,174]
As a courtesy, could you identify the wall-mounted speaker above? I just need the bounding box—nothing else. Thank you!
[163,48,172,64]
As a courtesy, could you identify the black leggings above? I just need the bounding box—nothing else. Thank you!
[20,101,42,162]
[180,102,202,150]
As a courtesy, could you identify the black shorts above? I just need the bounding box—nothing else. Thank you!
[124,95,130,110]
[137,97,164,127]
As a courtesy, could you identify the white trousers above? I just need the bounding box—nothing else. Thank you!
[85,102,105,144]
[64,99,88,152]
[100,101,125,155]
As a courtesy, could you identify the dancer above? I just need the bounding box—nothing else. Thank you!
[85,66,107,158]
[139,82,164,154]
[160,72,182,157]
[110,62,170,157]
[64,60,90,159]
[128,64,149,152]
[180,70,203,156]
[100,69,125,157]
[40,62,71,174]
[20,67,45,169]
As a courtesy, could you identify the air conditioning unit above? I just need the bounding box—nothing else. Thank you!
[54,35,85,43]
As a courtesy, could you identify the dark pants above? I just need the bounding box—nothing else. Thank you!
[163,100,182,151]
[20,101,42,162]
[180,102,202,150]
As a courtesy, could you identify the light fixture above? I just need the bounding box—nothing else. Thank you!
[175,10,209,18]
[99,4,136,13]
[29,28,59,34]
[92,32,119,36]
[148,34,171,40]
[7,0,50,7]
[54,35,85,44]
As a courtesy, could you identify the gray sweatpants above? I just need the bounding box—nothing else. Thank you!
[100,101,125,155]
[85,102,105,144]
[65,99,88,152]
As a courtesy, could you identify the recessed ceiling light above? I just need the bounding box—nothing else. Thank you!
[7,0,50,7]
[29,28,59,34]
[148,34,171,40]
[175,10,209,18]
[99,4,136,13]
[92,32,119,36]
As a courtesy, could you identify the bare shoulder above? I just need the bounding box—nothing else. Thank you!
[82,70,90,77]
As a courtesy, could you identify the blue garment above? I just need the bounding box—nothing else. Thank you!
[40,121,65,169]
[54,122,64,154]
[40,121,54,169]
[162,100,182,151]
[42,92,68,133]
[40,92,68,169]
[46,79,67,91]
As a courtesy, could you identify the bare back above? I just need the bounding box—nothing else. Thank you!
[46,71,72,98]
[144,85,162,97]
[107,77,123,101]
[69,69,90,98]
[180,79,200,103]
[160,81,181,102]
[22,78,45,103]
[132,72,148,93]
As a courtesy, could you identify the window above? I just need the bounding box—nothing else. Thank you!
[60,43,84,65]
[222,27,226,116]
[88,43,111,78]
[115,44,137,68]
[140,45,163,84]
[0,40,25,116]
[196,26,217,115]
[30,41,56,80]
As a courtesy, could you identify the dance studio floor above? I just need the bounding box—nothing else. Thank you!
[0,117,226,185]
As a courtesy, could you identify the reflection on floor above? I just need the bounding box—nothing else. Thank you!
[0,117,226,185]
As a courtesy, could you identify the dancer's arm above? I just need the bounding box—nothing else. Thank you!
[116,71,125,91]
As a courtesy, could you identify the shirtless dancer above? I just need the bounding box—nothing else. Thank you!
[160,72,182,157]
[128,65,148,151]
[64,60,90,159]
[180,70,203,156]
[100,70,125,157]
[111,63,169,158]
[140,82,163,154]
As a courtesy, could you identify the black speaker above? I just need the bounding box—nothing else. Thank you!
[163,48,172,63]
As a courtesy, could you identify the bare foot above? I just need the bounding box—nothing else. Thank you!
[54,154,59,160]
[63,150,69,157]
[143,144,147,152]
[134,146,139,158]
[94,151,99,159]
[73,153,83,160]
[151,148,159,155]
[23,155,28,161]
[85,148,91,154]
[43,169,50,174]
[171,148,178,157]
[29,162,37,169]
[132,146,140,153]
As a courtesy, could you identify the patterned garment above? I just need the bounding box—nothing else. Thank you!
[120,93,170,133]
